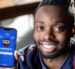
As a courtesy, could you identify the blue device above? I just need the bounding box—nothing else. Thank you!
[0,27,17,67]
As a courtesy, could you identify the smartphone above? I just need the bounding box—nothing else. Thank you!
[0,27,17,67]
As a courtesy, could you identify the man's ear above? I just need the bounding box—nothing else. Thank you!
[72,25,75,35]
[70,26,75,46]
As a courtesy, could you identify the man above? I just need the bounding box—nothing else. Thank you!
[1,0,74,69]
[17,0,74,69]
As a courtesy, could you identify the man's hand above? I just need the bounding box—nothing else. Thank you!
[0,50,19,69]
[0,67,16,69]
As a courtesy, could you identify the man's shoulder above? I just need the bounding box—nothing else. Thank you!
[18,44,36,53]
[18,44,37,61]
[18,44,42,69]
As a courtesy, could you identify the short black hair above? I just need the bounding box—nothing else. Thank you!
[38,0,70,9]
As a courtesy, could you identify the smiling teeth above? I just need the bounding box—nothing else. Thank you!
[43,45,55,49]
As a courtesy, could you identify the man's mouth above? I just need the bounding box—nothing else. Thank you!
[39,42,58,52]
[43,44,55,49]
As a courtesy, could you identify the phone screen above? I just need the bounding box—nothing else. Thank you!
[0,27,17,67]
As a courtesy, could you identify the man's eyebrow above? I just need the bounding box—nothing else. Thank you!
[55,20,64,23]
[54,20,65,24]
[35,21,45,24]
[55,23,64,26]
[53,21,65,26]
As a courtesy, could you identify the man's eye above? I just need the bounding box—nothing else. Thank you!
[53,25,65,33]
[36,26,45,31]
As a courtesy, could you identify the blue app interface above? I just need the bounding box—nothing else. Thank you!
[0,28,16,67]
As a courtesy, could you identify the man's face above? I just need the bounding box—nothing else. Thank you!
[34,5,69,59]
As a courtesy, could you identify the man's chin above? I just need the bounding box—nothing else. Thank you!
[40,52,60,59]
[39,48,66,59]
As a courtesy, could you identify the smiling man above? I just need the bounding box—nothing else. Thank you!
[17,0,74,69]
[34,5,69,59]
[0,0,74,69]
[32,0,74,68]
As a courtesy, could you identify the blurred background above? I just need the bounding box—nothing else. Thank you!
[0,0,74,49]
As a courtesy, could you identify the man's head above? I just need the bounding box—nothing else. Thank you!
[33,0,74,59]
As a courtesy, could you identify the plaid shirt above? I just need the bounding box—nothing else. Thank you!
[17,44,75,69]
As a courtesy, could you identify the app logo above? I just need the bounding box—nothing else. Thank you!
[2,39,10,46]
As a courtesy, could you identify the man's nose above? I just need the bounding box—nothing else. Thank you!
[44,29,55,40]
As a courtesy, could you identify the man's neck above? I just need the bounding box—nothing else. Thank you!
[42,50,70,69]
